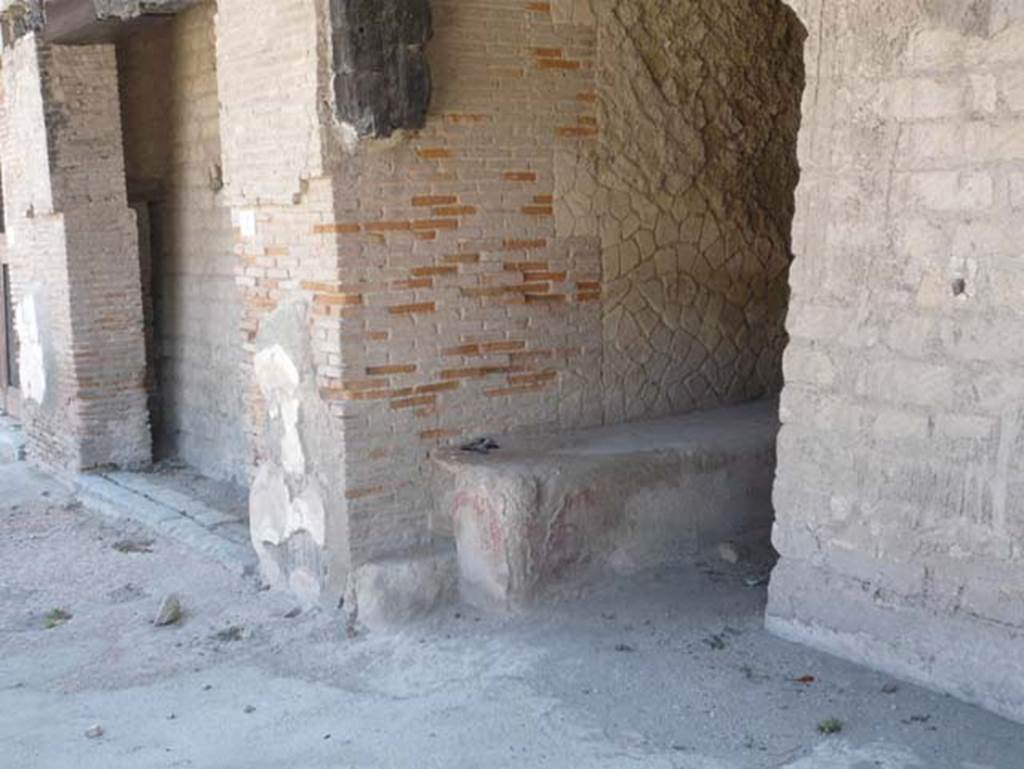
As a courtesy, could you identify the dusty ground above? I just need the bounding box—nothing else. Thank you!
[2,461,1023,769]
[146,459,250,522]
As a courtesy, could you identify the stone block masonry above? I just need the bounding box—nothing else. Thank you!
[0,33,150,472]
[769,0,1024,724]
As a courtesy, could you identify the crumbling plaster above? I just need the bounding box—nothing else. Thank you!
[12,290,44,403]
[250,300,348,607]
[215,0,353,605]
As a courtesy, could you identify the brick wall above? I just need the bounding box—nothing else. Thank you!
[0,34,149,472]
[119,2,247,482]
[1,36,73,464]
[216,0,324,206]
[213,0,805,584]
[216,0,352,603]
[0,1,795,599]
[323,0,603,563]
[216,0,604,592]
[769,0,1024,723]
[316,0,803,565]
[45,42,151,470]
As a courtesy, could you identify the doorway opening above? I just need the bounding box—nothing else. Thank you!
[113,1,248,529]
[0,262,19,416]
[0,168,20,418]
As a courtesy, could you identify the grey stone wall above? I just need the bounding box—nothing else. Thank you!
[770,0,1024,724]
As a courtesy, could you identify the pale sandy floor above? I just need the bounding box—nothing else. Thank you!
[1,460,1022,769]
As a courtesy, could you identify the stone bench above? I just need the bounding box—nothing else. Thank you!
[434,400,779,610]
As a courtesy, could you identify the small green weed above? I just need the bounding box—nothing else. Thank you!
[817,718,843,735]
[43,608,72,630]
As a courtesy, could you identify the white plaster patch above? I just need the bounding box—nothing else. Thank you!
[255,344,306,476]
[339,121,360,154]
[279,398,305,476]
[291,480,327,547]
[236,209,257,239]
[249,464,328,606]
[254,344,300,409]
[249,464,291,573]
[15,292,46,404]
[249,464,326,550]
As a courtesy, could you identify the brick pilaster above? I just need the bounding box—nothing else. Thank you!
[0,35,150,471]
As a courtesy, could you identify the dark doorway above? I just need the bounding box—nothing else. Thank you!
[116,3,247,483]
[0,263,20,415]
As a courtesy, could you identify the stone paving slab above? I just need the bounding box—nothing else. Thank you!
[76,473,257,577]
[104,471,238,529]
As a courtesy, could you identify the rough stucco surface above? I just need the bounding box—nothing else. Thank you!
[250,300,347,608]
[769,0,1024,724]
[119,2,247,482]
[588,0,804,423]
